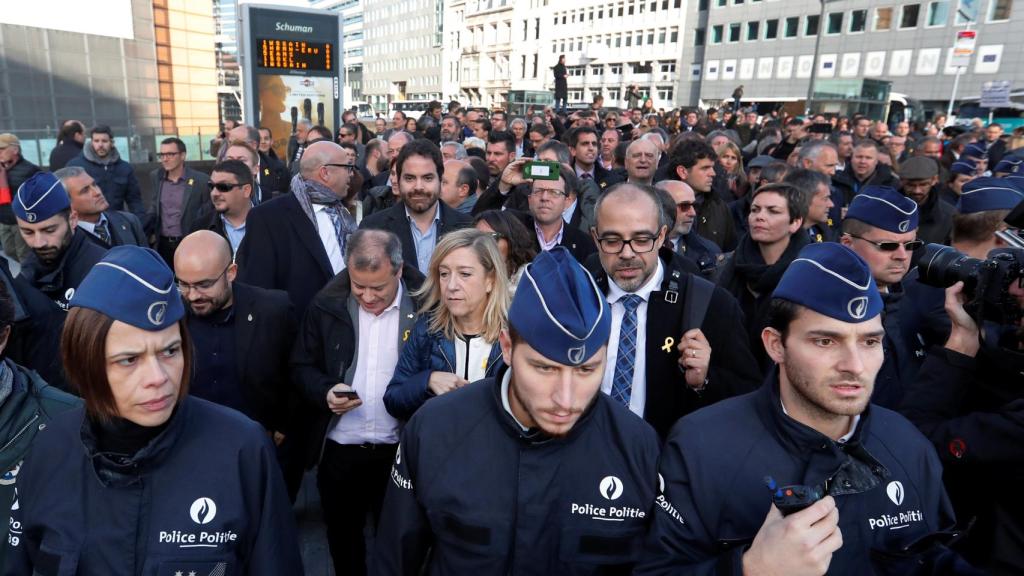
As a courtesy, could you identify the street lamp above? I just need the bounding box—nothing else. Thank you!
[805,0,837,116]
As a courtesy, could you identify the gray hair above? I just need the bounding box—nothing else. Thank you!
[536,140,571,164]
[53,166,87,187]
[298,118,312,128]
[510,118,527,130]
[594,182,665,231]
[345,229,403,272]
[798,139,838,163]
[628,138,661,162]
[441,141,467,160]
[463,136,486,150]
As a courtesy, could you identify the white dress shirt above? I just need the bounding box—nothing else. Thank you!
[454,335,494,382]
[601,261,665,418]
[313,204,345,274]
[328,286,403,445]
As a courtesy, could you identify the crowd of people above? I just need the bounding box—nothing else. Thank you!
[0,96,1019,575]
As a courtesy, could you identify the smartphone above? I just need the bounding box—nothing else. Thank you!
[332,389,360,400]
[524,160,561,181]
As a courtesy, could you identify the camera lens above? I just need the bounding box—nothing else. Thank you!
[918,243,983,293]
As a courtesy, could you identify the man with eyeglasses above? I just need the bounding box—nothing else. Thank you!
[584,182,760,438]
[175,229,297,467]
[148,137,210,266]
[899,156,954,245]
[521,163,595,263]
[840,186,923,409]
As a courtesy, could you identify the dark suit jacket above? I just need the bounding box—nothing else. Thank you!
[358,201,472,270]
[223,282,297,432]
[258,152,290,198]
[82,211,146,249]
[579,162,626,192]
[585,248,762,437]
[509,209,596,263]
[235,194,335,316]
[147,167,211,237]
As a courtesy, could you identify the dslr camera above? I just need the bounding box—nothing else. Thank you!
[919,244,1024,325]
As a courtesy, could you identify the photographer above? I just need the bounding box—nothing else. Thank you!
[903,255,1024,574]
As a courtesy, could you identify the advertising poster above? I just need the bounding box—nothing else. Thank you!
[258,74,336,161]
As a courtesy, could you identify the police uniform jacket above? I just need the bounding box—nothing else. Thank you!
[897,268,950,361]
[291,264,423,466]
[19,228,107,311]
[4,396,302,576]
[383,317,504,421]
[902,342,1024,573]
[374,367,661,575]
[873,286,919,411]
[636,374,975,576]
[0,359,79,569]
[586,248,762,438]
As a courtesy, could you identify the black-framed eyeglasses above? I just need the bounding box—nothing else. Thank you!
[324,163,357,172]
[176,264,231,294]
[676,201,696,212]
[156,152,180,159]
[527,187,569,198]
[846,234,924,252]
[595,234,659,255]
[208,181,242,192]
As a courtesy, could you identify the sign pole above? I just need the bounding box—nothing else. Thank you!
[947,67,963,118]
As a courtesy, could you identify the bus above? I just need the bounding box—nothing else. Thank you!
[388,101,430,120]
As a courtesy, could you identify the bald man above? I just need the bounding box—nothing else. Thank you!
[175,230,298,478]
[441,159,479,214]
[234,141,356,499]
[656,180,721,276]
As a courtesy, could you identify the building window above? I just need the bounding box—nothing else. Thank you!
[698,0,707,9]
[874,7,893,30]
[591,65,603,75]
[826,12,843,34]
[954,0,978,24]
[569,89,583,101]
[648,31,655,44]
[671,29,679,42]
[712,24,723,43]
[657,86,673,101]
[728,22,741,42]
[609,88,621,100]
[610,64,622,74]
[849,9,867,32]
[989,0,1011,21]
[765,18,778,39]
[899,4,921,28]
[805,14,820,35]
[746,21,759,40]
[660,61,676,73]
[716,0,726,6]
[784,16,799,37]
[926,1,949,26]
[659,29,666,43]
[615,35,622,47]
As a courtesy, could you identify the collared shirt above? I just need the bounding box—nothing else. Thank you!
[562,198,578,224]
[534,220,565,251]
[221,215,246,255]
[313,204,345,274]
[159,175,187,237]
[575,166,596,181]
[77,213,108,240]
[500,369,530,432]
[601,261,665,417]
[407,204,440,274]
[188,305,249,418]
[329,285,403,445]
[781,399,861,444]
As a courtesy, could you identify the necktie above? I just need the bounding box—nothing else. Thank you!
[581,173,593,180]
[321,204,347,255]
[610,294,643,407]
[95,219,111,245]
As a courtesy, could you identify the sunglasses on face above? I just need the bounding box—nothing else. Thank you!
[208,181,241,192]
[847,234,924,252]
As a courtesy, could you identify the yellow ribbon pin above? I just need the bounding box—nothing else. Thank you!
[661,337,675,353]
[188,178,194,186]
[403,329,411,342]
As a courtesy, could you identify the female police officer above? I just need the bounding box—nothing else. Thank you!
[4,246,303,575]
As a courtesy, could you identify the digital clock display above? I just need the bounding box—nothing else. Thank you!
[258,39,333,71]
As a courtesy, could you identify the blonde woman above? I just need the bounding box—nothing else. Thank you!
[715,139,749,199]
[384,229,510,420]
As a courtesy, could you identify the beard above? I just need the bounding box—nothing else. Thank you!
[34,225,73,267]
[187,288,232,317]
[783,357,872,422]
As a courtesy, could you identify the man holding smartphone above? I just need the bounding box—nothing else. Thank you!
[292,228,424,576]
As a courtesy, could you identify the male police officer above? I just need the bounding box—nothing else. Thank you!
[638,243,974,575]
[840,186,922,409]
[13,173,106,310]
[374,247,661,574]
